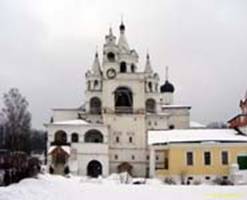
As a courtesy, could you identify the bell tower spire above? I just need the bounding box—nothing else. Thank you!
[91,50,101,75]
[118,19,130,51]
[165,66,169,81]
[144,53,153,73]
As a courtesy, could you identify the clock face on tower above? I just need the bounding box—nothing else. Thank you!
[106,68,117,79]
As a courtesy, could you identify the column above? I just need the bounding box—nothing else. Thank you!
[149,146,155,178]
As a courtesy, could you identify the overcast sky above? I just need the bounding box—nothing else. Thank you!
[0,0,247,129]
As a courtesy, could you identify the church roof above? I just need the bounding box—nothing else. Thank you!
[52,119,90,126]
[160,80,175,93]
[144,53,153,73]
[148,129,247,145]
[91,52,101,75]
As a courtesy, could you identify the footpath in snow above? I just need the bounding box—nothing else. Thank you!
[0,174,247,200]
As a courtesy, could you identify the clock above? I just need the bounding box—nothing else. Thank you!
[106,68,117,79]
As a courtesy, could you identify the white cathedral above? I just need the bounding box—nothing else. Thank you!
[45,22,191,178]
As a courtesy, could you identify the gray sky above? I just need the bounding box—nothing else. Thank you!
[0,0,247,129]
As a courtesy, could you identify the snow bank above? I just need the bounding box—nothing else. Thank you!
[1,174,247,200]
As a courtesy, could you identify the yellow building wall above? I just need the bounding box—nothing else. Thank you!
[156,143,247,177]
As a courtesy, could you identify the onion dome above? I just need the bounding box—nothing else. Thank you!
[160,66,175,93]
[160,80,175,93]
[120,23,125,32]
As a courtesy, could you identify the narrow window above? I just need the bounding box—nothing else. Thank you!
[204,152,211,166]
[131,64,135,72]
[120,62,127,73]
[116,136,120,143]
[148,82,152,92]
[186,152,193,166]
[164,157,169,169]
[129,136,133,143]
[132,155,135,160]
[114,155,118,160]
[222,151,229,165]
[94,80,99,87]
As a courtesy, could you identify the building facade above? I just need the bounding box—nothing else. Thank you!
[148,129,247,184]
[45,22,191,177]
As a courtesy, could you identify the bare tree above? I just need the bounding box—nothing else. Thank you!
[2,88,31,154]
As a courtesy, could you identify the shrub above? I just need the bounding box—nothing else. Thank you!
[164,177,176,185]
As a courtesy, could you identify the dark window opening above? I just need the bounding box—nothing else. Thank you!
[186,152,193,166]
[146,99,156,113]
[129,137,133,143]
[116,136,120,143]
[132,155,135,160]
[71,133,79,143]
[84,130,103,143]
[94,80,99,88]
[148,82,152,92]
[107,52,115,62]
[120,62,127,73]
[90,97,102,114]
[87,160,102,178]
[131,64,135,72]
[222,151,229,165]
[115,87,133,113]
[164,157,169,169]
[115,155,118,160]
[204,152,211,166]
[54,131,67,145]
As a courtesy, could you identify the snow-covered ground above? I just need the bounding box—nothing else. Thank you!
[1,174,247,200]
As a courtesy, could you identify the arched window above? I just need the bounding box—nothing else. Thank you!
[84,130,103,143]
[114,87,133,113]
[54,130,67,145]
[107,52,115,62]
[120,62,127,73]
[71,133,79,143]
[146,99,156,113]
[90,97,102,114]
[148,82,152,92]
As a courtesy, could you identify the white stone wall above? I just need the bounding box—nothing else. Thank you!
[52,110,79,122]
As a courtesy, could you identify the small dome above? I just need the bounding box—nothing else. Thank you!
[160,80,175,93]
[120,23,125,31]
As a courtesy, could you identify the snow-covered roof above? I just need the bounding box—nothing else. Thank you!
[48,146,70,155]
[161,105,191,109]
[148,129,247,145]
[190,121,206,128]
[52,119,89,126]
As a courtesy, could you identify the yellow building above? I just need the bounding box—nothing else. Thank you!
[148,129,247,184]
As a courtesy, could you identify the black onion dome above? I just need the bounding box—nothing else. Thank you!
[120,23,125,31]
[160,80,175,93]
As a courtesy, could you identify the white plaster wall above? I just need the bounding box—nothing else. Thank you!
[53,110,79,122]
